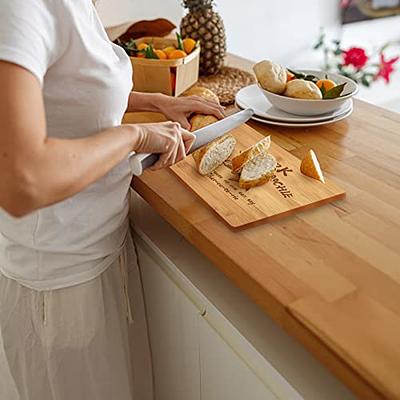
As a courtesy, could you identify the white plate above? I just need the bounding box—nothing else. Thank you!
[236,103,353,127]
[236,84,353,123]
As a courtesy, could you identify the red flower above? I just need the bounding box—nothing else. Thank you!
[343,47,368,69]
[376,53,399,83]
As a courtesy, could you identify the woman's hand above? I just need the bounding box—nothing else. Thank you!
[133,122,196,170]
[155,95,225,130]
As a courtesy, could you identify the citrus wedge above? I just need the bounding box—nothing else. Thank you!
[300,149,325,183]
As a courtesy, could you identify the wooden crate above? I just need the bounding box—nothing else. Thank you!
[130,36,200,97]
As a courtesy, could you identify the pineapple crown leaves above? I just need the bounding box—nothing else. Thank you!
[182,0,214,11]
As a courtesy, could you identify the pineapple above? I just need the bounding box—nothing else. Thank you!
[180,0,226,75]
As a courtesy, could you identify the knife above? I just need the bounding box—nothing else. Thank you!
[129,107,254,176]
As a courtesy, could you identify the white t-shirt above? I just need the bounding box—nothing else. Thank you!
[0,0,133,290]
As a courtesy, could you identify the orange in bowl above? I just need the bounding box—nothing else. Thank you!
[316,79,336,92]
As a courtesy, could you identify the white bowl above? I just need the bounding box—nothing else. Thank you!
[258,69,359,116]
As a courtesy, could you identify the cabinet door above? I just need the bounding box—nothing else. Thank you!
[198,317,279,400]
[138,247,201,400]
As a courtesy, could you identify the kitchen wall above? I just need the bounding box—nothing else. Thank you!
[97,0,341,68]
[97,0,400,111]
[217,0,341,67]
[96,0,182,28]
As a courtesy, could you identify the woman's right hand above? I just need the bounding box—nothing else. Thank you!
[133,122,196,170]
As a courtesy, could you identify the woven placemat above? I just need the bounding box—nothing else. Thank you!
[197,66,256,106]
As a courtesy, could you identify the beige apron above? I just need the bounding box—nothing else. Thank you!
[0,232,153,400]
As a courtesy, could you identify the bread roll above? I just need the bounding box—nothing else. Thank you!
[231,136,271,174]
[192,135,236,175]
[253,60,287,94]
[190,114,219,131]
[239,153,277,189]
[184,86,220,132]
[183,86,220,104]
[284,79,322,99]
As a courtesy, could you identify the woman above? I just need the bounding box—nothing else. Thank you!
[0,0,224,399]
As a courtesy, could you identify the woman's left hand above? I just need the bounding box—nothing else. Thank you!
[156,95,225,130]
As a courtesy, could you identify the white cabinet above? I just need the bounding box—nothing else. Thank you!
[137,246,201,400]
[198,317,278,400]
[135,231,301,400]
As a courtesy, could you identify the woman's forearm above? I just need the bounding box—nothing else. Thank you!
[126,91,167,113]
[2,124,138,217]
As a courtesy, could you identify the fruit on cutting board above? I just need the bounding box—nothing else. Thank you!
[300,149,325,183]
[192,135,236,175]
[180,0,226,75]
[239,153,277,190]
[253,60,287,94]
[231,136,271,174]
[284,79,323,99]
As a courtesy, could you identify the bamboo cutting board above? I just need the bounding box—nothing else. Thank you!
[171,124,345,229]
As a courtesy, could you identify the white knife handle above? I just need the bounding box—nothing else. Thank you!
[129,153,159,176]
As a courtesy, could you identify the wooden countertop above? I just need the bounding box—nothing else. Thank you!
[126,54,400,400]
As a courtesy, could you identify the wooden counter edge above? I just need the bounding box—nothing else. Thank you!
[132,177,383,400]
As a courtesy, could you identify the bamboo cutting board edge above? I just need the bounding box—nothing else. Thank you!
[170,168,346,230]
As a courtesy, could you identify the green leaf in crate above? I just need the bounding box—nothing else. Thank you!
[176,32,184,51]
[323,83,347,99]
[145,44,159,59]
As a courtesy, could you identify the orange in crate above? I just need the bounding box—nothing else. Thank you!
[129,36,200,97]
[168,49,188,59]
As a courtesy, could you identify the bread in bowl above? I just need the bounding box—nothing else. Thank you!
[284,79,322,100]
[253,60,287,94]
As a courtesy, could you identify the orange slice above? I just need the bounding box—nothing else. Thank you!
[300,149,325,183]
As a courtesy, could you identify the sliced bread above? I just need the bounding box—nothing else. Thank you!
[239,152,277,189]
[192,134,236,176]
[231,136,271,174]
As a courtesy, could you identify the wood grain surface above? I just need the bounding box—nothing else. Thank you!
[171,124,345,229]
[126,54,400,399]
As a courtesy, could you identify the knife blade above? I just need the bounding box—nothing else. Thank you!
[129,107,254,176]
